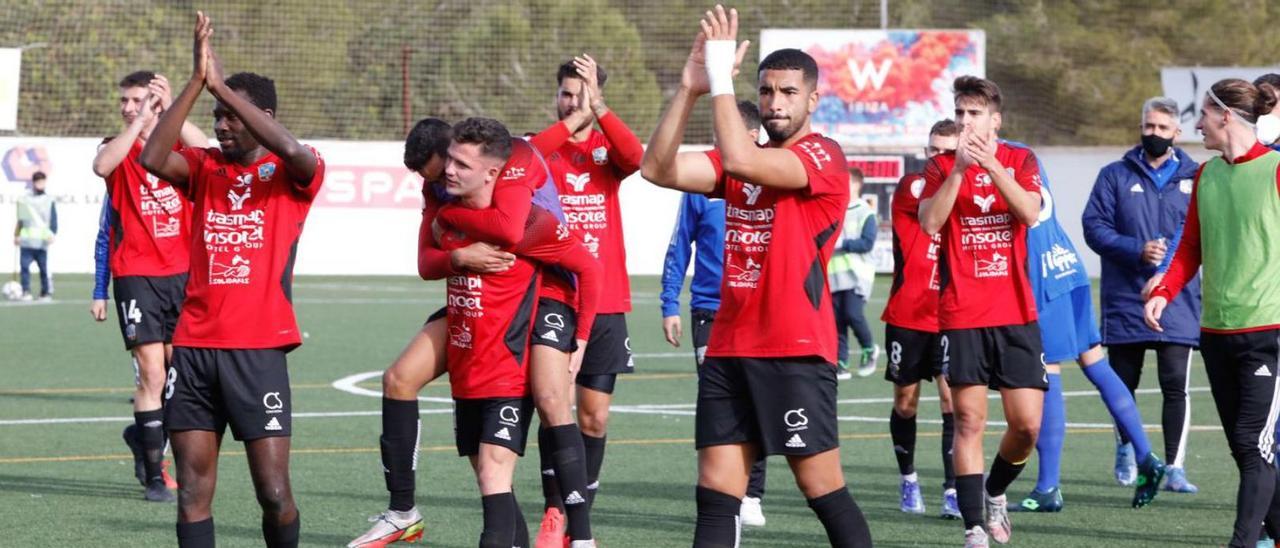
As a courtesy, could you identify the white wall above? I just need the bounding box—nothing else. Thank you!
[0,137,1214,277]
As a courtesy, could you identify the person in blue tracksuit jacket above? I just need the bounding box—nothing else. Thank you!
[659,100,771,528]
[1083,96,1202,494]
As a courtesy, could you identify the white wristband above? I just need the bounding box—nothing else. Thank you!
[705,40,737,97]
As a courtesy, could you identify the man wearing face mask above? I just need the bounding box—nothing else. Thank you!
[1254,74,1280,152]
[1083,97,1202,494]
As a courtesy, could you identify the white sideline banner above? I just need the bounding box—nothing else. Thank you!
[0,137,684,277]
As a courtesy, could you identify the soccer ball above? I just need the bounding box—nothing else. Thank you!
[2,280,22,301]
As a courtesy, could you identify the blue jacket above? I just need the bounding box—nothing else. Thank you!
[93,196,112,300]
[1083,145,1201,346]
[660,193,724,317]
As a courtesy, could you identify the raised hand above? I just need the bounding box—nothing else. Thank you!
[573,54,607,115]
[206,47,226,90]
[192,11,212,83]
[148,74,174,111]
[699,5,752,96]
[680,30,711,95]
[563,84,594,132]
[136,93,163,126]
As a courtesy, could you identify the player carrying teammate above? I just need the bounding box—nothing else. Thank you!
[660,100,771,529]
[140,12,324,547]
[917,76,1044,547]
[881,119,960,519]
[434,117,602,548]
[642,6,871,546]
[91,69,207,502]
[529,52,644,533]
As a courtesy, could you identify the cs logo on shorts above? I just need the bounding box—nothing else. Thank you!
[544,313,565,330]
[784,408,809,431]
[499,405,520,425]
[263,392,284,414]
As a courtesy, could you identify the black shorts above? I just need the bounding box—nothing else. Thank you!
[942,321,1048,390]
[164,347,291,441]
[425,306,447,326]
[884,324,943,386]
[696,357,839,456]
[453,396,534,457]
[531,298,578,352]
[113,274,188,350]
[576,313,633,392]
[691,308,716,366]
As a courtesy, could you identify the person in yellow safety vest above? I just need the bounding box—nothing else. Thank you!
[13,171,58,301]
[828,167,879,380]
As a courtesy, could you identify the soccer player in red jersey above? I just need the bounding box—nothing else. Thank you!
[641,7,871,546]
[435,118,603,548]
[917,76,1045,547]
[92,69,208,502]
[881,119,960,519]
[351,120,599,547]
[528,52,644,530]
[139,13,323,548]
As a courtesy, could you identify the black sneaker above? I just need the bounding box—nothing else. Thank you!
[122,424,145,486]
[144,478,176,502]
[1132,452,1166,508]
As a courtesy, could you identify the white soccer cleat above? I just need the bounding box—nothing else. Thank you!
[984,493,1011,544]
[347,507,424,547]
[740,496,766,527]
[964,525,990,548]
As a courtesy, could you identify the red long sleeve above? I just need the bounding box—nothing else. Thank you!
[417,196,456,280]
[515,209,602,341]
[1151,179,1201,304]
[530,121,573,159]
[436,184,533,247]
[596,111,643,177]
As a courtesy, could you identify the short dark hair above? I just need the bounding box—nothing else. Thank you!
[31,171,47,182]
[736,100,761,131]
[849,167,865,184]
[118,71,155,89]
[758,49,819,89]
[453,117,512,162]
[953,76,1002,113]
[225,72,278,112]
[404,118,452,171]
[557,60,607,88]
[1254,73,1280,90]
[930,119,958,137]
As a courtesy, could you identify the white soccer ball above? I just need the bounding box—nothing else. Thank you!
[2,280,22,301]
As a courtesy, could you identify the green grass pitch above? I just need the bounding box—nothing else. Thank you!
[0,275,1239,546]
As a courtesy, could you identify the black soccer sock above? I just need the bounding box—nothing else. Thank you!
[693,486,741,548]
[538,426,562,510]
[479,492,516,548]
[176,518,215,548]
[551,425,592,540]
[135,409,166,482]
[582,433,606,506]
[985,453,1027,498]
[746,454,767,499]
[380,397,420,512]
[956,474,984,530]
[807,487,873,548]
[889,410,917,477]
[941,412,957,490]
[262,513,300,548]
[512,492,529,548]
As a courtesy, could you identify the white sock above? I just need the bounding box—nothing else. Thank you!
[903,472,918,483]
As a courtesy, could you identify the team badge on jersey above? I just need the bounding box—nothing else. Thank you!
[258,162,276,182]
[1179,178,1193,194]
[591,146,608,165]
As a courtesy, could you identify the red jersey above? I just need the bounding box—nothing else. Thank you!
[440,207,602,399]
[102,139,192,277]
[703,133,850,364]
[921,144,1040,330]
[172,147,325,350]
[531,112,644,314]
[882,173,942,332]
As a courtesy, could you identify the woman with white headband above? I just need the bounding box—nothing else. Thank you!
[1145,77,1280,548]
